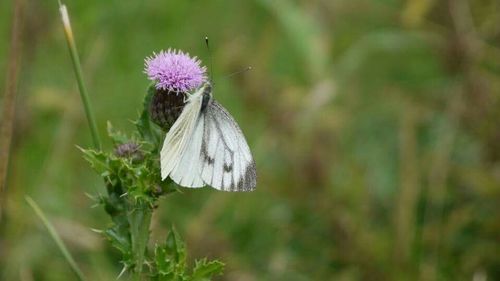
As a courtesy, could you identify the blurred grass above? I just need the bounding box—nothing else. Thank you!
[1,0,500,280]
[25,196,86,281]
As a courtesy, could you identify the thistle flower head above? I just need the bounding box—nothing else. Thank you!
[145,49,207,93]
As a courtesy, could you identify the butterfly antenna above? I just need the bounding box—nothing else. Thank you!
[226,66,252,78]
[205,36,214,83]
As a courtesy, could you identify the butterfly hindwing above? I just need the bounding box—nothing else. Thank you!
[200,100,256,191]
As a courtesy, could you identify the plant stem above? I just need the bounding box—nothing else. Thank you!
[58,3,101,150]
[0,0,23,222]
[25,196,87,281]
[128,202,153,280]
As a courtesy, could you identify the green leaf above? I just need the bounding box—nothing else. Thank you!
[135,84,162,147]
[107,121,130,145]
[80,147,109,175]
[154,244,174,275]
[103,227,131,258]
[191,259,225,281]
[165,226,186,267]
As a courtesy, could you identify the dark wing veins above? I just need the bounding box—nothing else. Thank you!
[200,140,215,165]
[211,114,235,174]
[223,163,233,172]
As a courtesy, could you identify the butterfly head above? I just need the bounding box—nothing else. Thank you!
[201,82,213,112]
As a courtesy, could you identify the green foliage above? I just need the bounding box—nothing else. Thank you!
[152,228,224,281]
[135,84,164,149]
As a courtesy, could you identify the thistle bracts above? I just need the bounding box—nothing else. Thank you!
[149,88,186,131]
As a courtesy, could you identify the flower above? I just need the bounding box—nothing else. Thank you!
[145,49,207,93]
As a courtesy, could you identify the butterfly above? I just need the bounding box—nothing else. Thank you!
[160,82,257,191]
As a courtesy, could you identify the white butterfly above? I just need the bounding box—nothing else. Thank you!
[160,82,257,191]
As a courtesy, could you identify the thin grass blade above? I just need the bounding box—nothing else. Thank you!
[25,196,87,281]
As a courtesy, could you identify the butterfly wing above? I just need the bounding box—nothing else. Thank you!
[200,100,256,191]
[160,90,205,187]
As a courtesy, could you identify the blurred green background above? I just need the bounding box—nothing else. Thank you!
[1,0,500,280]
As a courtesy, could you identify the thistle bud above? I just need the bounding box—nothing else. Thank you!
[149,89,186,130]
[114,142,144,163]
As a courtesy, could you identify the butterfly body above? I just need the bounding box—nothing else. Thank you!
[200,83,212,112]
[160,82,256,191]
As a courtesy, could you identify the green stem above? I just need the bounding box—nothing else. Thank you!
[59,3,101,150]
[25,196,87,281]
[0,0,23,221]
[128,202,153,280]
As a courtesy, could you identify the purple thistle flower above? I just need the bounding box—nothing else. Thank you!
[145,49,207,93]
